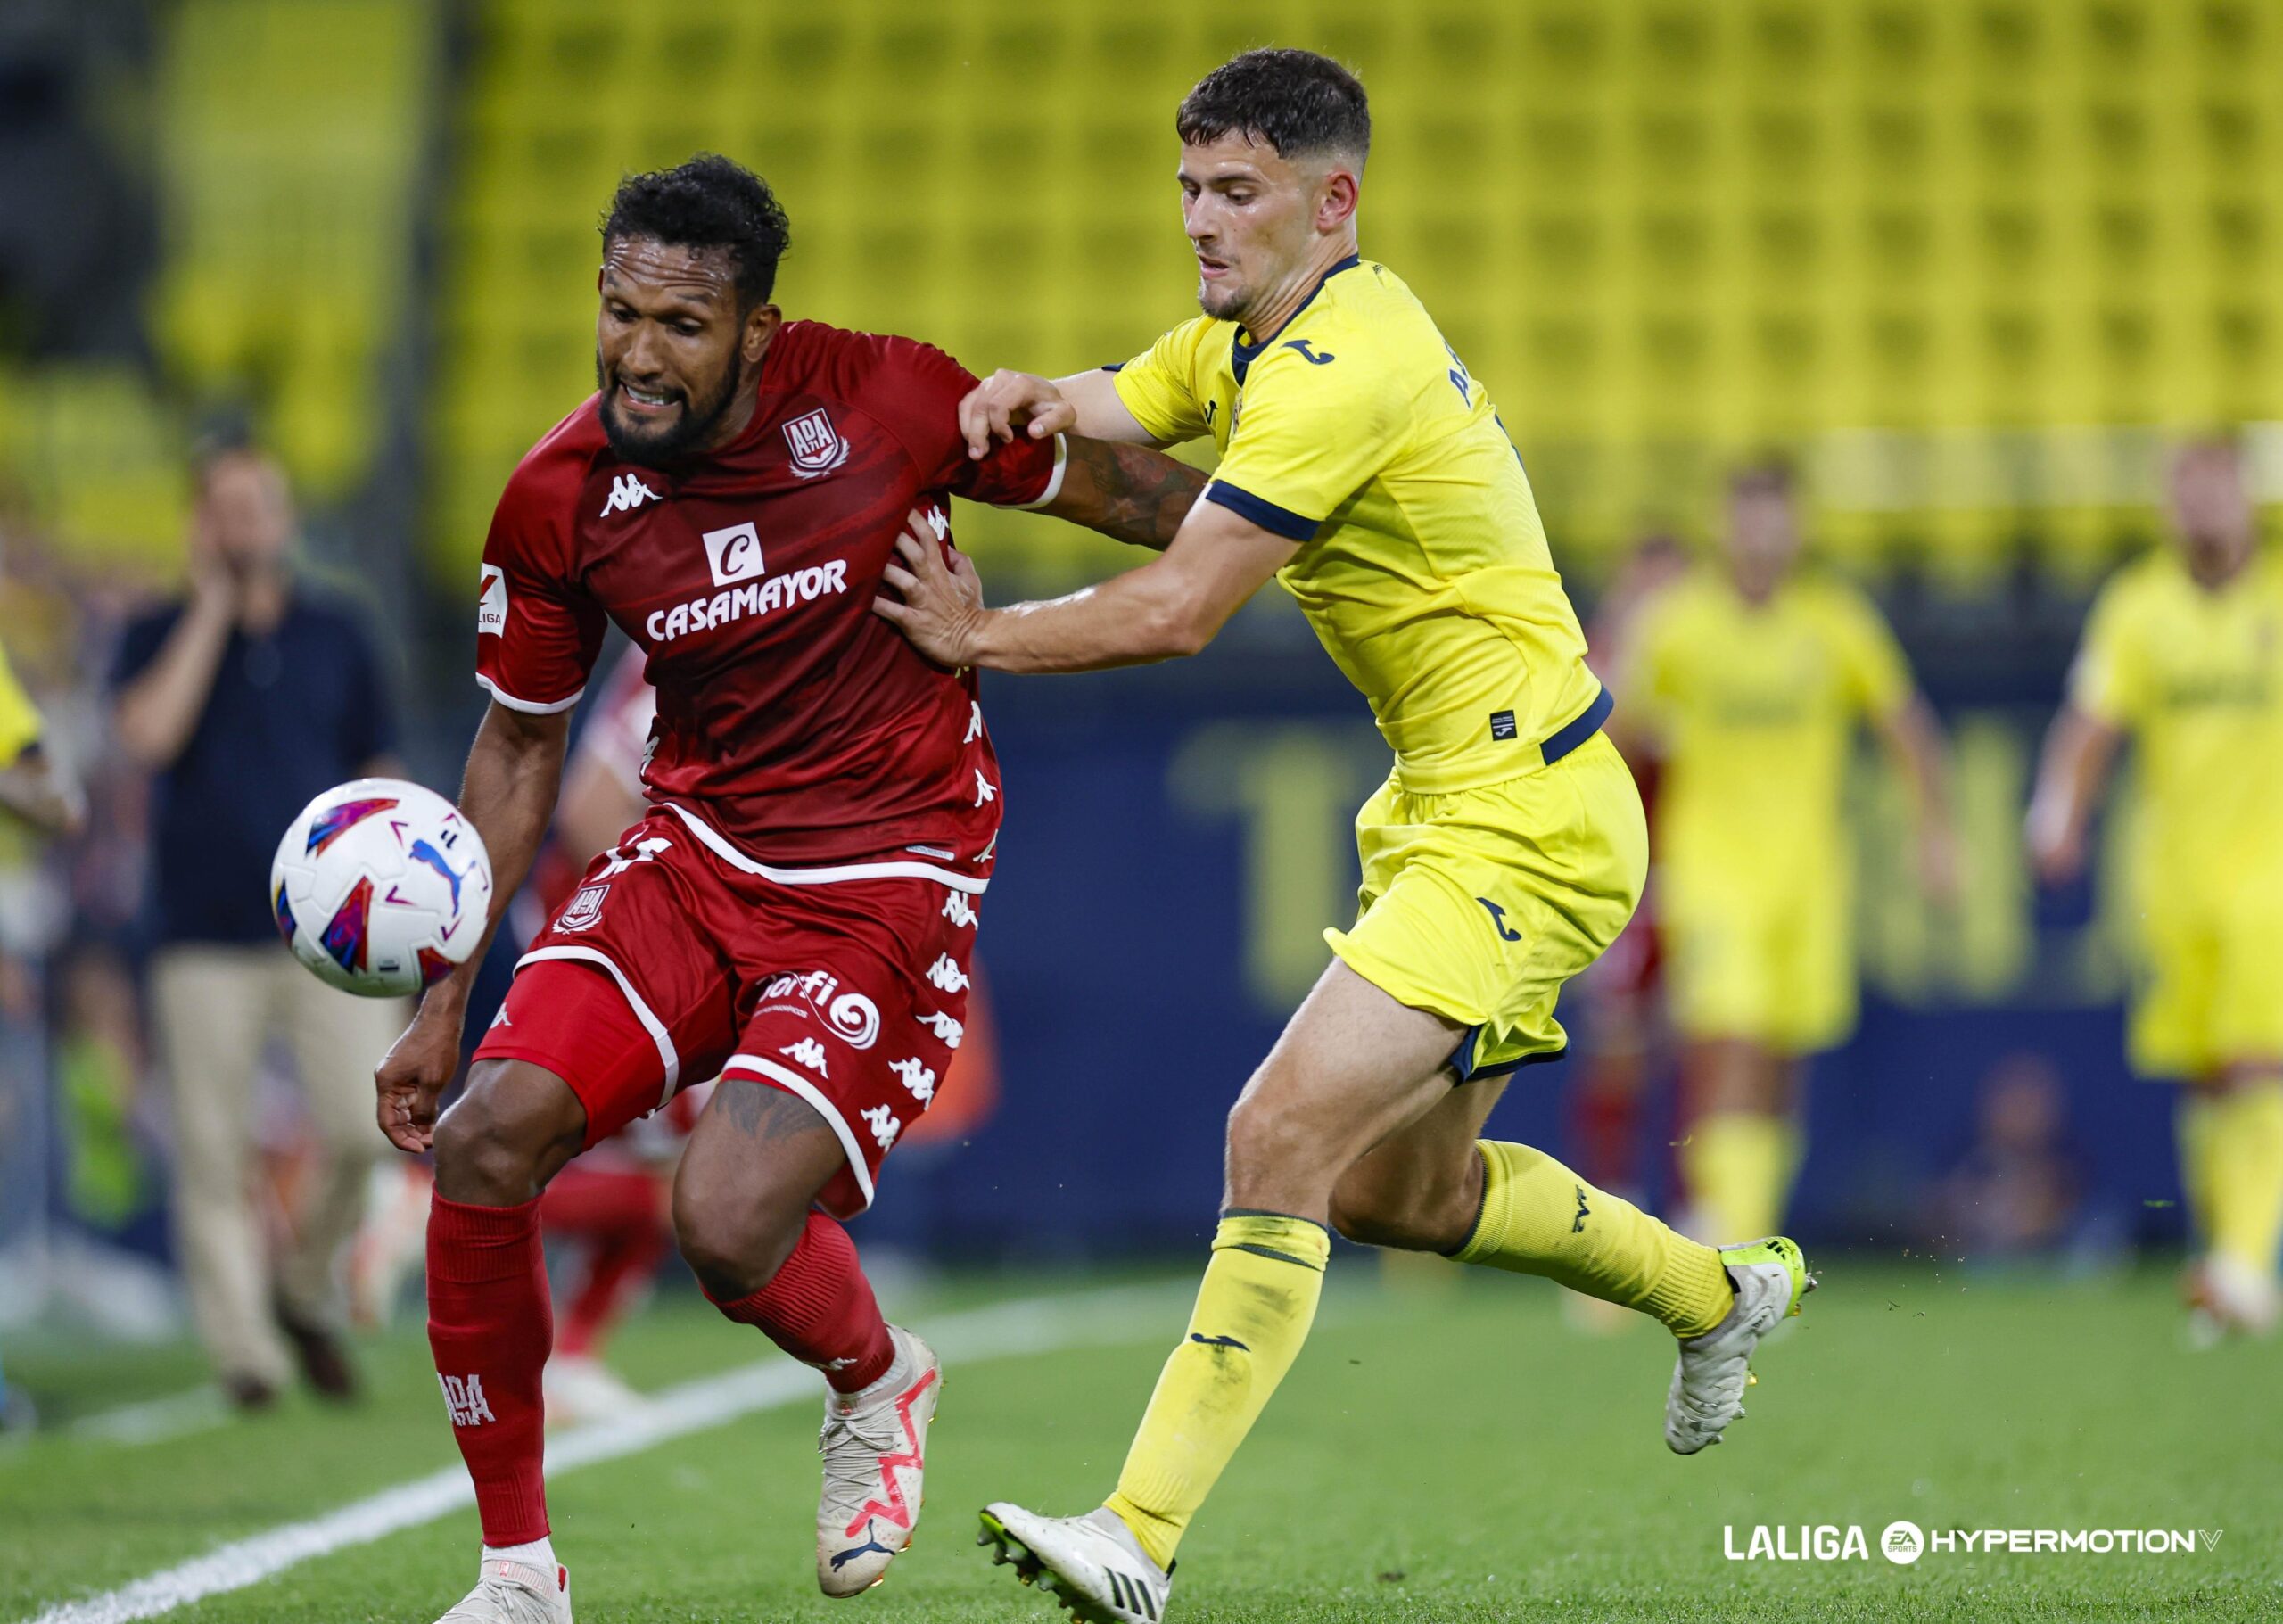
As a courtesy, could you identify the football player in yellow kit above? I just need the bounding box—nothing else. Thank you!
[1620,461,1957,1249]
[2028,437,2283,1340]
[876,48,1809,1623]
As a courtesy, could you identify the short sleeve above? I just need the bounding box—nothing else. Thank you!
[1109,319,1215,444]
[2068,575,2144,727]
[1204,339,1402,541]
[1826,583,1912,721]
[860,337,1060,507]
[0,642,43,769]
[476,466,606,715]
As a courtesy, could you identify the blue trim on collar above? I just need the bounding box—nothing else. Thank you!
[1205,481,1319,541]
[1230,255,1364,384]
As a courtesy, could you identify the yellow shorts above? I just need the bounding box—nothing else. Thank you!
[1325,730,1647,1078]
[2131,886,2283,1079]
[1658,866,1855,1056]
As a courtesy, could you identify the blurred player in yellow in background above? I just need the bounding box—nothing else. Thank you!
[2028,436,2283,1340]
[1622,461,1957,1246]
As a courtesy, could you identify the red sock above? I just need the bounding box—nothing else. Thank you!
[705,1209,894,1393]
[543,1166,669,1359]
[428,1192,552,1546]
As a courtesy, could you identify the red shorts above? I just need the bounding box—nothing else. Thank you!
[475,804,985,1218]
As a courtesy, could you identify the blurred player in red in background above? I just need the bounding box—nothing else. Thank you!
[1562,532,1689,1331]
[372,155,1204,1624]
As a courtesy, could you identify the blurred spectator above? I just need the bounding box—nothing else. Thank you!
[107,442,405,1410]
[1936,1053,2088,1261]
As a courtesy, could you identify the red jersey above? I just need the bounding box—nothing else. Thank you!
[475,320,1063,874]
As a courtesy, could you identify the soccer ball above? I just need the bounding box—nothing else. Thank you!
[271,778,493,997]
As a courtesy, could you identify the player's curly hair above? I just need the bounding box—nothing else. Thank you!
[1176,48,1370,166]
[601,153,792,309]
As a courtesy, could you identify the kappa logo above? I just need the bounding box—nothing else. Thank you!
[924,954,969,993]
[780,1038,829,1076]
[701,521,767,586]
[941,891,977,928]
[439,1373,495,1427]
[923,505,949,541]
[557,883,608,932]
[783,408,851,477]
[757,969,881,1050]
[972,770,997,807]
[964,701,984,744]
[888,1056,936,1102]
[918,1009,964,1048]
[599,472,660,518]
[861,1103,901,1150]
[477,564,507,636]
[598,835,672,878]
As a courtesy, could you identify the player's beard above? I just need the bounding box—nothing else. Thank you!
[597,349,747,468]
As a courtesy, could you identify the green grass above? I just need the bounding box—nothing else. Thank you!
[4,1257,2279,1621]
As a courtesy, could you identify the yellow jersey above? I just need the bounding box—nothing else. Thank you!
[1630,567,1911,887]
[0,639,42,770]
[1110,256,1603,795]
[2071,548,2283,894]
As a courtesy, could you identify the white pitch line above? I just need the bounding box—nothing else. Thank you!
[67,1386,231,1448]
[19,1281,1188,1624]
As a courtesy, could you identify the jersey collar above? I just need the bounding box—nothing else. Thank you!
[1231,254,1362,384]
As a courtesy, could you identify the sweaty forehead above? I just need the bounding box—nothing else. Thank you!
[601,237,738,303]
[1179,131,1296,183]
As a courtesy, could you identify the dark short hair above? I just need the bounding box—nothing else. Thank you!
[601,153,792,309]
[1728,455,1799,498]
[1176,48,1370,166]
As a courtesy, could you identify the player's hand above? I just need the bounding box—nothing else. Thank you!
[875,507,987,667]
[958,370,1075,460]
[2025,799,2086,887]
[374,1001,464,1153]
[1916,821,1963,906]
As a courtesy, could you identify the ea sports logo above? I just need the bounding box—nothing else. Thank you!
[1881,1521,1925,1566]
[828,991,879,1050]
[701,522,766,587]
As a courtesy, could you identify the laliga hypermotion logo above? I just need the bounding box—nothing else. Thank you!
[758,969,880,1050]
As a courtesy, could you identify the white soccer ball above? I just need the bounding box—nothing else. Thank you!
[270,778,493,997]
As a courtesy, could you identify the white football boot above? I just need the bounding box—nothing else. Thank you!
[2185,1253,2280,1347]
[1665,1235,1816,1455]
[433,1559,571,1623]
[979,1503,1172,1623]
[816,1326,941,1596]
[542,1355,650,1430]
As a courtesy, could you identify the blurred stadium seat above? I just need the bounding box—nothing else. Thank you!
[429,0,2283,594]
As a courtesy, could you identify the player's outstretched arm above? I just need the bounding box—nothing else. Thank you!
[960,368,1158,458]
[373,700,569,1153]
[2025,701,2123,886]
[877,497,1296,673]
[1876,695,1961,903]
[1036,435,1207,551]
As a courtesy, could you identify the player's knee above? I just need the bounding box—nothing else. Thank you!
[1224,1087,1312,1181]
[672,1185,802,1302]
[1327,1163,1473,1254]
[432,1062,574,1205]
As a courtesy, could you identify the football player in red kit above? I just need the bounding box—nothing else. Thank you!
[375,154,1204,1623]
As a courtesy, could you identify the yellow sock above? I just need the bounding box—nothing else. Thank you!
[1105,1212,1329,1568]
[1681,1111,1800,1244]
[1451,1140,1732,1338]
[2180,1084,2283,1274]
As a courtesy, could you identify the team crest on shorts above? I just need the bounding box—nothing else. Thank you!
[782,408,850,478]
[557,883,608,932]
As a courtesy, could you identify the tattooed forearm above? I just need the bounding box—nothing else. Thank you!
[1046,435,1207,550]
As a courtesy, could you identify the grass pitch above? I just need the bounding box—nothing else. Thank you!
[3,1256,2277,1621]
